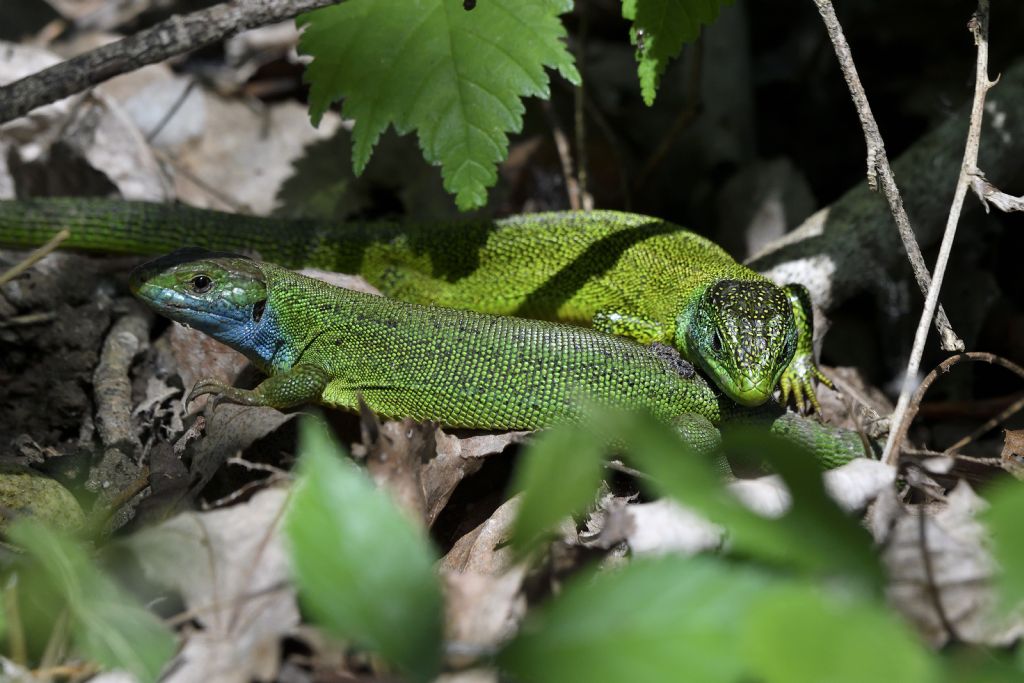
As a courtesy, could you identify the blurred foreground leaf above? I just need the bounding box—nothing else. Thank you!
[286,417,443,682]
[510,425,606,555]
[501,555,767,683]
[741,585,935,683]
[596,410,879,585]
[983,479,1024,607]
[8,521,174,683]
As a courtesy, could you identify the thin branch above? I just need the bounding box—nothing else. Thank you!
[0,0,340,125]
[0,229,70,287]
[885,352,1024,469]
[542,100,583,210]
[812,0,963,352]
[883,1,996,465]
[574,3,593,211]
[944,393,1024,454]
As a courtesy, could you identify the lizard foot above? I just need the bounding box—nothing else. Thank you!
[187,364,329,410]
[779,355,835,415]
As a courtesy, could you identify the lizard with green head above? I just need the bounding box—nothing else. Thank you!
[0,198,833,410]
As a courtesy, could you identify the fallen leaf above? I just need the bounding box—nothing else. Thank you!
[127,486,298,683]
[423,429,528,526]
[881,482,1024,647]
[1000,428,1024,479]
[442,496,520,575]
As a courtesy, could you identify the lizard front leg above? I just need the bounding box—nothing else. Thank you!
[188,363,330,410]
[779,284,834,414]
[592,310,668,345]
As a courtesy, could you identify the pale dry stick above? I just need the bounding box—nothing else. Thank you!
[542,100,583,210]
[574,4,593,211]
[811,0,963,353]
[0,0,340,125]
[0,228,70,287]
[883,2,996,465]
[944,393,1024,454]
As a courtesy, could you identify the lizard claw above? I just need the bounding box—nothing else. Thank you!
[779,355,832,415]
[186,378,235,410]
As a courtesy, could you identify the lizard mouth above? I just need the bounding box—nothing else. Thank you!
[725,377,774,407]
[133,284,247,325]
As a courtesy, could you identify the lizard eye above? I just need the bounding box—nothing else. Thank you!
[190,274,213,293]
[710,330,722,354]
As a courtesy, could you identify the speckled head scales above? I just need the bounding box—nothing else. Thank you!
[702,279,794,373]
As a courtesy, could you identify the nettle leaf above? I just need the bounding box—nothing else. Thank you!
[622,0,731,105]
[286,417,444,682]
[299,0,580,210]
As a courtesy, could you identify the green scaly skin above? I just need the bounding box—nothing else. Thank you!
[0,197,833,411]
[127,250,865,468]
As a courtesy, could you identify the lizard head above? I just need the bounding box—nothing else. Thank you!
[681,279,798,407]
[129,248,268,345]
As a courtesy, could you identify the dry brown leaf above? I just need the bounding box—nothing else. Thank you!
[358,415,431,525]
[165,323,250,404]
[1000,428,1024,478]
[624,499,724,556]
[171,92,341,214]
[880,481,1024,647]
[442,566,526,665]
[188,404,297,496]
[423,429,529,526]
[0,41,168,200]
[128,486,297,683]
[442,496,520,575]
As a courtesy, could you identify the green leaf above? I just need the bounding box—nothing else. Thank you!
[286,417,443,682]
[983,479,1024,606]
[298,0,580,210]
[510,424,607,555]
[599,410,878,583]
[8,521,175,683]
[500,555,768,683]
[622,0,730,105]
[723,427,881,587]
[742,586,936,683]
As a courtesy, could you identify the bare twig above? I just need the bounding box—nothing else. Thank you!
[885,352,1024,467]
[944,393,1024,453]
[542,100,583,210]
[0,229,70,287]
[883,2,996,465]
[574,3,593,211]
[0,0,340,125]
[812,0,963,352]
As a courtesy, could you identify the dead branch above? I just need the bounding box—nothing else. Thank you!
[883,1,996,465]
[0,0,340,125]
[811,0,962,352]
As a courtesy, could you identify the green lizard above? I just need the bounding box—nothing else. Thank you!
[128,248,865,468]
[0,198,832,410]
